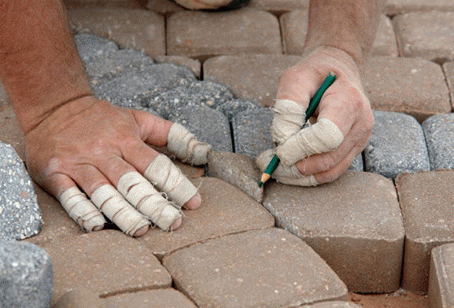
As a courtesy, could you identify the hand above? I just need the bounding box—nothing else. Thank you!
[257,46,373,186]
[24,96,211,237]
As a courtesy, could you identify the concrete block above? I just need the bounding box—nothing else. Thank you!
[167,9,282,59]
[386,0,454,16]
[247,0,308,15]
[0,142,42,240]
[138,177,274,259]
[396,170,454,294]
[263,171,405,293]
[442,62,454,110]
[154,55,201,78]
[147,0,184,15]
[103,289,198,308]
[216,98,260,122]
[54,288,106,308]
[363,57,451,122]
[163,228,348,308]
[429,243,454,308]
[364,111,430,179]
[204,54,301,107]
[0,240,53,308]
[232,108,274,159]
[207,151,263,203]
[393,11,454,62]
[423,113,454,170]
[349,154,364,172]
[42,230,172,305]
[69,8,165,56]
[300,302,361,308]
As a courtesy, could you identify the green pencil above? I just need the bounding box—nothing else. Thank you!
[258,72,337,187]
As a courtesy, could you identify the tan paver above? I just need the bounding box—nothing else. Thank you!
[42,230,172,304]
[363,57,451,122]
[0,106,25,160]
[393,11,454,62]
[204,54,302,106]
[247,0,308,15]
[280,12,397,57]
[68,8,165,57]
[54,288,106,308]
[153,55,201,78]
[262,171,405,293]
[62,0,141,9]
[300,302,362,308]
[386,0,454,15]
[103,289,198,308]
[442,62,454,109]
[146,0,184,15]
[166,9,282,59]
[163,228,348,308]
[396,170,454,294]
[138,177,274,259]
[429,243,454,308]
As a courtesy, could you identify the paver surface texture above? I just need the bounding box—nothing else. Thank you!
[0,0,452,307]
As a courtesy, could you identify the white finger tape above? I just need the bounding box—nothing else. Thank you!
[256,150,318,186]
[167,123,212,165]
[117,171,183,231]
[91,184,150,236]
[271,99,306,144]
[276,118,344,167]
[59,187,106,232]
[144,154,198,207]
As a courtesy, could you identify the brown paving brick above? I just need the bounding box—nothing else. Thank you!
[0,105,25,160]
[280,12,397,57]
[429,243,454,308]
[204,54,301,106]
[103,288,198,307]
[166,9,282,59]
[363,57,451,122]
[62,0,141,9]
[396,170,454,294]
[394,11,454,62]
[247,0,308,15]
[153,55,201,78]
[42,230,172,304]
[262,171,405,293]
[68,8,165,57]
[163,228,348,308]
[146,0,184,15]
[442,62,454,108]
[386,0,454,15]
[54,288,107,308]
[138,177,274,259]
[300,302,361,308]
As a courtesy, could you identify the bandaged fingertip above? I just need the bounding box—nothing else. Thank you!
[167,123,212,165]
[144,154,198,207]
[91,184,150,236]
[256,150,318,186]
[59,187,106,232]
[276,118,344,167]
[271,99,306,144]
[117,171,183,231]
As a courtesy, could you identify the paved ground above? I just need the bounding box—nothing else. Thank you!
[3,0,454,307]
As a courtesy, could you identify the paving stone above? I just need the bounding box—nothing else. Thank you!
[103,289,198,308]
[138,177,274,259]
[42,230,172,304]
[443,62,454,108]
[395,170,454,294]
[364,111,430,179]
[393,11,454,62]
[280,12,397,57]
[0,240,53,308]
[146,0,184,15]
[167,9,282,59]
[168,105,233,152]
[429,243,454,308]
[300,302,361,308]
[247,0,308,15]
[232,107,274,158]
[69,8,165,56]
[363,57,451,122]
[216,98,260,122]
[422,114,454,170]
[62,0,141,9]
[204,54,302,107]
[386,0,454,15]
[54,288,106,308]
[0,106,25,160]
[0,78,9,109]
[163,228,348,308]
[154,55,201,78]
[348,154,364,172]
[0,142,42,241]
[262,171,405,293]
[207,151,263,203]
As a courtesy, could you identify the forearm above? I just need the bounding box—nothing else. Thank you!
[304,0,387,67]
[0,0,92,134]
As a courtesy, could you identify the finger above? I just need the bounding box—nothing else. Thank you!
[271,99,306,145]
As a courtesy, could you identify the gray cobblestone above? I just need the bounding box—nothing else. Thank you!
[423,114,454,170]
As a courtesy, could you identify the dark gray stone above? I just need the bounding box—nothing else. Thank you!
[168,105,232,152]
[364,111,430,179]
[216,98,260,122]
[423,113,454,170]
[74,33,118,59]
[348,154,364,171]
[0,240,53,308]
[0,142,42,240]
[232,108,274,158]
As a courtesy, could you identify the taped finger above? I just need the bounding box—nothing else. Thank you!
[167,123,212,165]
[91,184,150,236]
[271,99,306,144]
[59,186,106,232]
[117,171,183,231]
